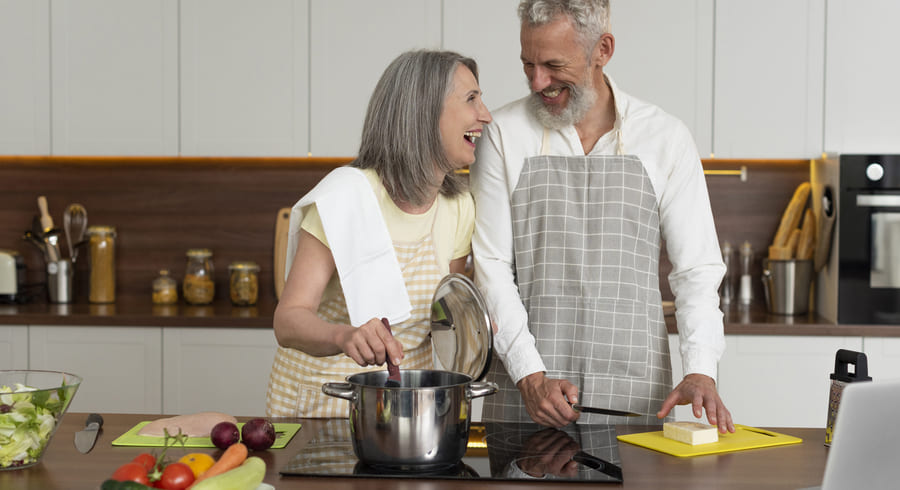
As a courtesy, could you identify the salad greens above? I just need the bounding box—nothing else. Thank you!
[0,381,73,468]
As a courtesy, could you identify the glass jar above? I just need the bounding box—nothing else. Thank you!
[228,261,260,306]
[86,225,116,303]
[152,269,178,305]
[183,248,214,305]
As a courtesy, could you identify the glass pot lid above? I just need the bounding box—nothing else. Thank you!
[430,273,493,381]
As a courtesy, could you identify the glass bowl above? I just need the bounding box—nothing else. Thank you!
[0,370,82,470]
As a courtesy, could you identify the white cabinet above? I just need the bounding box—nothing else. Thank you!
[607,0,715,158]
[0,0,50,154]
[0,325,29,370]
[162,327,278,417]
[50,0,178,155]
[824,0,900,154]
[713,1,825,158]
[180,0,309,156]
[308,0,442,156]
[442,0,526,112]
[717,335,862,428]
[28,325,163,414]
[859,338,900,382]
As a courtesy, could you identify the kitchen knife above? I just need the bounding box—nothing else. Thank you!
[571,404,642,417]
[74,413,104,454]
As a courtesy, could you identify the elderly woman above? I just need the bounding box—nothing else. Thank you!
[266,50,492,418]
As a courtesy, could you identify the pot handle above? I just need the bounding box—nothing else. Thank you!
[466,381,498,400]
[322,382,357,402]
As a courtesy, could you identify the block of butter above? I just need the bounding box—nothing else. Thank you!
[663,421,719,445]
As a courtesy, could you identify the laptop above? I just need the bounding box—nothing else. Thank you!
[802,379,900,490]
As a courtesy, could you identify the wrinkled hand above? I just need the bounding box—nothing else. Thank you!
[517,373,580,428]
[517,428,580,478]
[657,373,735,434]
[337,317,403,368]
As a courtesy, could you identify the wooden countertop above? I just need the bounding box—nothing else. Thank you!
[1,413,828,490]
[5,297,900,337]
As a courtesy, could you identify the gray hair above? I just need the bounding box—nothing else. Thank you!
[353,50,479,207]
[518,0,610,52]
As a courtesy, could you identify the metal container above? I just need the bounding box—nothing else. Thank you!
[825,349,871,446]
[322,370,497,470]
[762,258,813,315]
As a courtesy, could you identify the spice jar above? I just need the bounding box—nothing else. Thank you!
[228,261,259,306]
[152,269,178,305]
[86,226,116,303]
[183,249,214,305]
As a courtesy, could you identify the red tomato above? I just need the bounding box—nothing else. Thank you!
[111,461,150,485]
[132,453,156,472]
[156,462,195,490]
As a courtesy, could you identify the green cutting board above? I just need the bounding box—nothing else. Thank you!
[111,422,301,448]
[617,424,802,457]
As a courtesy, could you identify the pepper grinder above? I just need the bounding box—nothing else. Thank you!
[720,241,734,305]
[739,241,753,305]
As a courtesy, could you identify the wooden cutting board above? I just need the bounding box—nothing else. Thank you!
[617,424,802,458]
[111,422,302,448]
[274,207,291,300]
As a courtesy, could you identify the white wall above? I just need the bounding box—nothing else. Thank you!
[1,0,898,158]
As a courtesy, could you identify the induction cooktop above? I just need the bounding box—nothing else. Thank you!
[280,420,623,483]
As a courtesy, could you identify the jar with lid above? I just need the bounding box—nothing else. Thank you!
[228,261,259,306]
[86,226,116,303]
[152,269,178,305]
[183,249,214,305]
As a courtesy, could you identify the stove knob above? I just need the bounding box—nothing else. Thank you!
[866,162,884,182]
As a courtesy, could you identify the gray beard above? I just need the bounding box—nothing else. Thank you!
[526,83,597,130]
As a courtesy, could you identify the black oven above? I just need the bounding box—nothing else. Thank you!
[816,154,900,324]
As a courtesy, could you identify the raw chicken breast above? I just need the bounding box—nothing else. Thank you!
[138,411,238,437]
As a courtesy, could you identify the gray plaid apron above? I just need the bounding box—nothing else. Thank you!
[483,133,672,425]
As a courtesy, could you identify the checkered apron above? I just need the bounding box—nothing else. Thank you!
[266,210,442,418]
[483,146,672,425]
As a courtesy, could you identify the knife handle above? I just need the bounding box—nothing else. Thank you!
[86,413,104,428]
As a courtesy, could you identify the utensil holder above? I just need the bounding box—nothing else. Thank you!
[47,259,73,303]
[762,258,813,315]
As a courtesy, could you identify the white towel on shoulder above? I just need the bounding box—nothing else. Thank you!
[285,166,412,326]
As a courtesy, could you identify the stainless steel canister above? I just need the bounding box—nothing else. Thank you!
[825,349,872,446]
[762,258,813,315]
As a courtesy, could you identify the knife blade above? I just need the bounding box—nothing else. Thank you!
[74,413,104,453]
[571,404,642,417]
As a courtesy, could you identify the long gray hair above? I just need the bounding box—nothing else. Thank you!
[518,0,610,53]
[353,50,478,207]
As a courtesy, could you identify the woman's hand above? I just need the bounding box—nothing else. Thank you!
[337,317,404,368]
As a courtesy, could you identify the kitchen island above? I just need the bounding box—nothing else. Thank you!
[2,413,828,490]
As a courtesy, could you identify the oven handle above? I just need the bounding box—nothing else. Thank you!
[856,194,900,207]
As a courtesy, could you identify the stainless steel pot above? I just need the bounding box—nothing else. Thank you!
[322,369,497,470]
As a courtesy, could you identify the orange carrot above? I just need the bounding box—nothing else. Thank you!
[189,442,248,487]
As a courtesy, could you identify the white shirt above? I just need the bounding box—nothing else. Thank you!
[471,75,726,384]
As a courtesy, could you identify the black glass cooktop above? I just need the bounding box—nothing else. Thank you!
[280,420,623,483]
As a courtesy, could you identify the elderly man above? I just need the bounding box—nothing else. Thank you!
[471,0,734,433]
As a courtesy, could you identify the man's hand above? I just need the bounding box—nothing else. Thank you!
[657,373,735,434]
[517,372,580,428]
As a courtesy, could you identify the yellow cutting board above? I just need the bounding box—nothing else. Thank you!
[617,424,802,457]
[111,422,301,448]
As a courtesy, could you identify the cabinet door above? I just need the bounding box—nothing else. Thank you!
[180,0,309,156]
[29,326,163,414]
[717,335,861,428]
[607,0,714,158]
[50,0,178,155]
[714,1,825,158]
[0,325,29,370]
[824,0,900,153]
[860,338,900,381]
[0,0,50,155]
[309,0,442,156]
[162,328,278,417]
[442,0,526,112]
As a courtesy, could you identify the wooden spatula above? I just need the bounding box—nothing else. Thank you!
[381,318,401,387]
[273,207,291,300]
